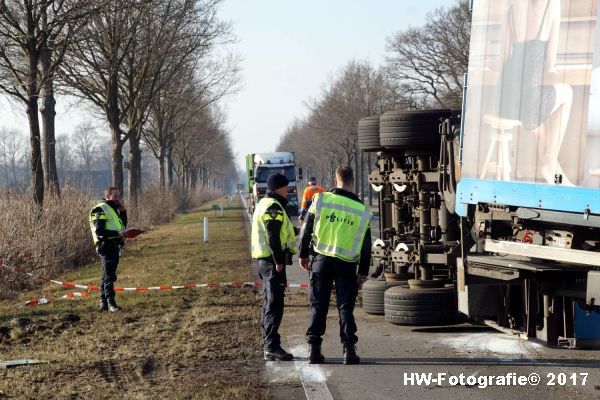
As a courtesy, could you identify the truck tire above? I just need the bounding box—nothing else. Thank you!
[358,116,382,151]
[379,109,452,150]
[384,272,411,282]
[384,315,458,325]
[384,286,458,325]
[361,279,405,315]
[408,279,445,289]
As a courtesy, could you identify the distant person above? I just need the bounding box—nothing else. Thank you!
[298,177,325,221]
[251,173,298,361]
[299,166,372,365]
[89,187,128,312]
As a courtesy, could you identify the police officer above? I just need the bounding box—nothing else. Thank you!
[89,186,128,312]
[298,177,325,222]
[251,173,298,361]
[299,166,372,365]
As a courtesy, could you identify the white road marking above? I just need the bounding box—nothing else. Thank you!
[289,335,334,400]
[241,193,334,400]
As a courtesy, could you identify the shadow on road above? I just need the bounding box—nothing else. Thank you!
[410,325,496,334]
[355,358,600,368]
[285,356,600,368]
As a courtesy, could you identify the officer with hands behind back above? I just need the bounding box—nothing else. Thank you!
[299,166,372,365]
[251,173,299,361]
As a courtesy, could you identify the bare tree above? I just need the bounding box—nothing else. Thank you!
[62,0,236,205]
[171,105,236,191]
[60,0,147,193]
[144,54,239,189]
[0,127,25,186]
[55,133,73,184]
[297,60,405,193]
[385,0,470,108]
[0,0,93,203]
[96,136,112,172]
[121,0,237,205]
[144,71,196,190]
[72,122,98,178]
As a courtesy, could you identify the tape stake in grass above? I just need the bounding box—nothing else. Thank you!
[204,217,208,243]
[0,360,48,369]
[21,297,49,307]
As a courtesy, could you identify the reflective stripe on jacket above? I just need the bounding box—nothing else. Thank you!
[89,202,124,245]
[251,197,297,259]
[309,192,371,262]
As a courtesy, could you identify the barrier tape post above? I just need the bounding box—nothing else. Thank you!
[203,217,208,243]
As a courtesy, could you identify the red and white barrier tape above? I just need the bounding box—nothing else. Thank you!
[21,292,90,307]
[22,297,50,307]
[62,292,91,299]
[1,261,310,307]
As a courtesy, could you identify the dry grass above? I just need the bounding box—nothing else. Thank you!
[0,188,94,298]
[0,196,268,400]
[0,186,222,299]
[127,184,222,228]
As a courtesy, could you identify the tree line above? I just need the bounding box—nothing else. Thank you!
[0,0,239,206]
[277,0,470,199]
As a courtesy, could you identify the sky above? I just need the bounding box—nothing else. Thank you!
[219,0,450,170]
[0,0,451,172]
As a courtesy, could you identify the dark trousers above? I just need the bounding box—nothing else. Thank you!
[306,254,358,345]
[258,259,287,351]
[98,245,120,302]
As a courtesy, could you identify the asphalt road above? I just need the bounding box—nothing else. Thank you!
[240,193,600,400]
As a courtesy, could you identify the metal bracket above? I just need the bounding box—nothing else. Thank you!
[371,183,384,192]
[393,183,407,193]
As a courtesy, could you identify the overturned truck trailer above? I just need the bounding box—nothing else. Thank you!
[360,0,600,348]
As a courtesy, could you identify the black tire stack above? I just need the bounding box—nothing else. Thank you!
[384,286,458,325]
[358,109,461,326]
[357,116,382,151]
[362,279,407,315]
[378,109,452,150]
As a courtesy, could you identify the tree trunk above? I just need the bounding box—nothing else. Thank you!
[107,74,124,191]
[191,170,197,191]
[111,131,124,192]
[158,153,166,189]
[40,47,60,196]
[27,98,44,206]
[166,149,174,188]
[2,154,9,185]
[11,160,17,185]
[128,132,142,208]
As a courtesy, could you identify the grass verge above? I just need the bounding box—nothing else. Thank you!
[0,196,267,400]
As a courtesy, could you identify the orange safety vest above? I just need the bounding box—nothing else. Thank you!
[301,185,325,211]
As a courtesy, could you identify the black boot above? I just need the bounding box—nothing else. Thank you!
[99,300,108,312]
[264,347,293,361]
[308,343,324,364]
[107,298,122,312]
[343,344,360,365]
